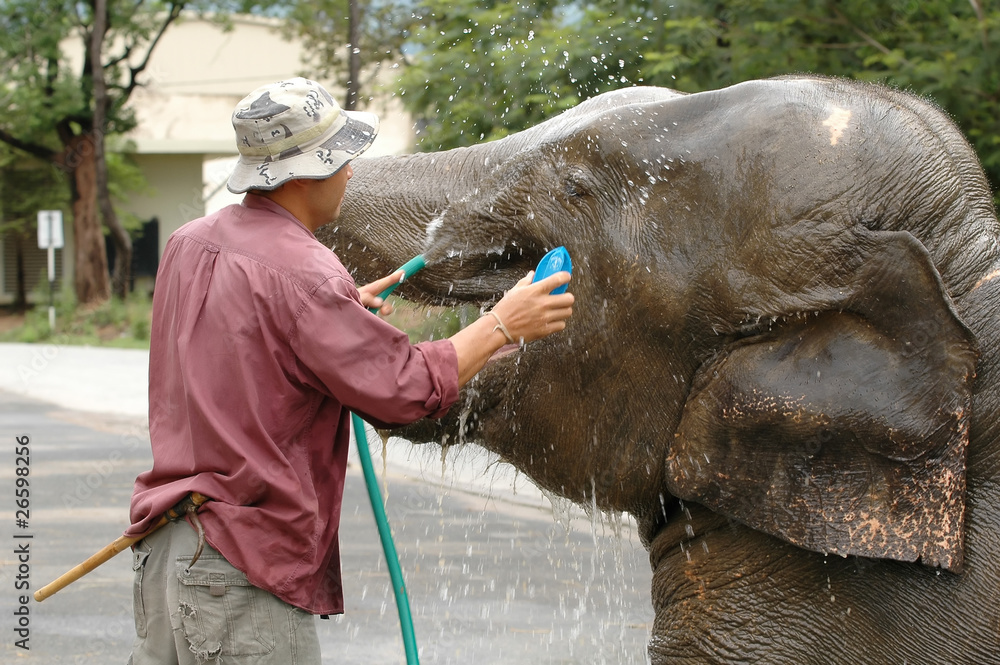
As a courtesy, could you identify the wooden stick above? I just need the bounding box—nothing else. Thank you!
[34,492,209,603]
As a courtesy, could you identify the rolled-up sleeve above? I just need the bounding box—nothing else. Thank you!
[290,274,459,427]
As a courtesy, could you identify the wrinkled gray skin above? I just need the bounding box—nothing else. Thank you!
[319,76,1000,663]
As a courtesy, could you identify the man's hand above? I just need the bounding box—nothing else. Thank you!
[488,270,574,343]
[357,269,405,316]
[450,270,574,386]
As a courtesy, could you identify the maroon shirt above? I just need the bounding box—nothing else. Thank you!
[126,194,458,614]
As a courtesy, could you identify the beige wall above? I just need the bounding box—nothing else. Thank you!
[127,154,207,253]
[126,15,308,150]
[122,13,415,244]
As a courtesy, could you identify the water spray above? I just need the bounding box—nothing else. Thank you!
[354,247,571,664]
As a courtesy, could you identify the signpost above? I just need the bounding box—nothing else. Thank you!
[36,210,64,330]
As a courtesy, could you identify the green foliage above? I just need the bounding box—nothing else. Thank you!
[0,287,153,348]
[383,299,472,343]
[281,0,414,95]
[396,0,586,149]
[0,157,70,235]
[0,0,191,303]
[0,152,71,306]
[397,0,1000,205]
[0,1,84,145]
[0,0,176,140]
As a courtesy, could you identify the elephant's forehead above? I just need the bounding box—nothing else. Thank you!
[820,106,852,146]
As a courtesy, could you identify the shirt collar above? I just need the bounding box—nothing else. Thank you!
[242,193,313,235]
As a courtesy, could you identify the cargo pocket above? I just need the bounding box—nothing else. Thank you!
[132,546,151,638]
[175,554,276,660]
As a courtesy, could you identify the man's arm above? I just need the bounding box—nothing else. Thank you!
[359,270,574,387]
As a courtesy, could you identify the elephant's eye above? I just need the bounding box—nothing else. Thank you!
[564,169,592,199]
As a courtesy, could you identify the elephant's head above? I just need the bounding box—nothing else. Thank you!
[320,76,991,575]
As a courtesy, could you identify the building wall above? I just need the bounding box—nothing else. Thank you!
[126,153,207,260]
[1,231,66,304]
[123,13,415,230]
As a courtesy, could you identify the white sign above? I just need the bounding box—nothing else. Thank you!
[37,210,65,249]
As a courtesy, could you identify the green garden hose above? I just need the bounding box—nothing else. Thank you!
[352,413,419,664]
[354,254,426,664]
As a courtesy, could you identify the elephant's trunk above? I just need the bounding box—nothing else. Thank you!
[317,147,487,284]
[319,116,565,276]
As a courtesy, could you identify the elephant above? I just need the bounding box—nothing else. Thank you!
[317,75,1000,663]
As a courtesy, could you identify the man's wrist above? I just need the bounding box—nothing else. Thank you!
[486,311,516,344]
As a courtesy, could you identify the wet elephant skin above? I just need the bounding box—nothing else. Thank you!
[318,76,1000,664]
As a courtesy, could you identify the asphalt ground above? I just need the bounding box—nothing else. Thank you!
[0,343,653,664]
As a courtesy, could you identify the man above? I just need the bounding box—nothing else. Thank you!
[125,77,573,664]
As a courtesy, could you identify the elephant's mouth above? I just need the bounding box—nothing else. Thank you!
[487,343,520,364]
[417,237,549,306]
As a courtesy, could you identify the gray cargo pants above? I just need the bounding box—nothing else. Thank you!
[127,520,321,664]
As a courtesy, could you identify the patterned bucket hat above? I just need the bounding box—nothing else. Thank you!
[227,77,379,193]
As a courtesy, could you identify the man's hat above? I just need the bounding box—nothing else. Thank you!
[227,77,379,194]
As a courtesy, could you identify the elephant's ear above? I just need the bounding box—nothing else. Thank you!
[667,229,977,571]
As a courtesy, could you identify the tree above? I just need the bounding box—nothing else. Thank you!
[397,1,1000,205]
[632,1,1000,202]
[0,0,190,304]
[0,151,71,309]
[397,0,585,150]
[275,0,415,110]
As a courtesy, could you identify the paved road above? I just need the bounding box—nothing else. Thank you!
[0,344,653,664]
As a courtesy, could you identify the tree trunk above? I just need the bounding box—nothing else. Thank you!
[90,0,132,300]
[345,0,362,110]
[64,133,110,305]
[13,234,27,311]
[92,0,132,299]
[99,156,131,298]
